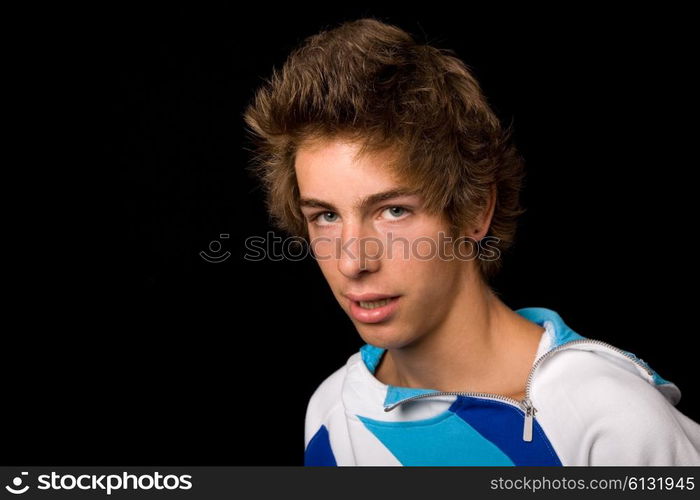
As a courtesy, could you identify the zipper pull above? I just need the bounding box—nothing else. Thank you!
[522,398,537,442]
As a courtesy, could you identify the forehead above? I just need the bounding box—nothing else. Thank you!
[294,138,405,200]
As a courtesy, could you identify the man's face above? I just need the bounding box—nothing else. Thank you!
[295,137,474,350]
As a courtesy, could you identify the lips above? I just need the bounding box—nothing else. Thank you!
[344,293,401,324]
[344,293,397,301]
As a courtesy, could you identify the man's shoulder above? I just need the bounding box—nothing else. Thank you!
[533,346,700,464]
[533,346,673,412]
[534,347,696,438]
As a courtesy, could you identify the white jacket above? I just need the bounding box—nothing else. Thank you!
[304,307,700,465]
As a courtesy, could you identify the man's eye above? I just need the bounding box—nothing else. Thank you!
[381,206,410,220]
[312,212,339,225]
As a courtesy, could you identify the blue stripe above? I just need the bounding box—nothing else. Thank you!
[449,396,562,465]
[358,411,514,466]
[304,425,337,466]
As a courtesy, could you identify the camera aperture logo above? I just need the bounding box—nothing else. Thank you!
[5,472,28,494]
[4,471,192,495]
[200,233,231,263]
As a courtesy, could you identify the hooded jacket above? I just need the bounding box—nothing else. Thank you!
[303,307,700,465]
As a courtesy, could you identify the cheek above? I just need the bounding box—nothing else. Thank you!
[396,252,464,300]
[390,225,456,270]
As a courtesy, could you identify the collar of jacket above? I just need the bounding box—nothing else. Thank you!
[351,307,679,411]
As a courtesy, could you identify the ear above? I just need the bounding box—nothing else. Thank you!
[470,184,497,242]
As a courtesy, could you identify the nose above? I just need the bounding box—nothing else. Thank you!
[337,221,382,278]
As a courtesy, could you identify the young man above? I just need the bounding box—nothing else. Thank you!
[243,18,700,465]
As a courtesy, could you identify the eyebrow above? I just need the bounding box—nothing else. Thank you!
[299,187,421,213]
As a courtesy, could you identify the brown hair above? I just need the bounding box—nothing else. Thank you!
[243,17,526,280]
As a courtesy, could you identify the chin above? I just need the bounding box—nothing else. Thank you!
[355,323,409,349]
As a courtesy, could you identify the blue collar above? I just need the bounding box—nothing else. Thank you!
[359,307,583,407]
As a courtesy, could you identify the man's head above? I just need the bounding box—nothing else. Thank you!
[243,18,526,343]
[292,135,500,349]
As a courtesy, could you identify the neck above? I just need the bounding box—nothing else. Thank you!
[376,271,544,397]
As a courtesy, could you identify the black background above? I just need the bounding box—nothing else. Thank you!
[5,6,696,465]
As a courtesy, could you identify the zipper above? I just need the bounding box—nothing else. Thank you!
[383,338,655,442]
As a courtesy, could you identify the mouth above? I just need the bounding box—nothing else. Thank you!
[345,294,401,324]
[357,298,393,309]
